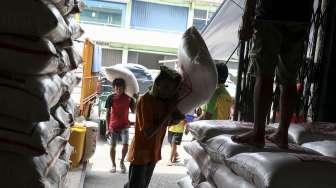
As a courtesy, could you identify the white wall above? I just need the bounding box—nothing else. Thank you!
[80,24,182,49]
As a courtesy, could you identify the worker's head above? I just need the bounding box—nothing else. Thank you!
[151,66,182,100]
[216,63,229,84]
[112,78,125,95]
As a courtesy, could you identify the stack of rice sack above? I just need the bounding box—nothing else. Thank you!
[0,0,84,187]
[271,122,336,158]
[180,120,336,188]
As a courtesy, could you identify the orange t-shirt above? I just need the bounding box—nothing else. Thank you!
[127,93,170,165]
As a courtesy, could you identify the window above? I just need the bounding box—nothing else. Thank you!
[102,48,123,66]
[80,0,126,27]
[131,0,188,32]
[193,9,215,31]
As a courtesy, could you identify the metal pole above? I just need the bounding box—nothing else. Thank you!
[233,41,246,121]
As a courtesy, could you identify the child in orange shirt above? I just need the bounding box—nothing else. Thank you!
[124,66,184,188]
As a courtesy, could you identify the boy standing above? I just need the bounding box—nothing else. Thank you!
[198,63,233,120]
[167,120,187,165]
[105,78,135,173]
[125,66,184,188]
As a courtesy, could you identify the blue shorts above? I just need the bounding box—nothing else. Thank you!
[107,128,129,146]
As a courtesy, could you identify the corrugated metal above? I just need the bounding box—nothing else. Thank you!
[131,0,188,32]
[102,48,123,66]
[127,51,139,64]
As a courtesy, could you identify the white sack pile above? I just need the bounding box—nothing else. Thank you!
[0,0,84,187]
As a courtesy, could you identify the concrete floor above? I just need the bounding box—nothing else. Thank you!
[83,126,192,188]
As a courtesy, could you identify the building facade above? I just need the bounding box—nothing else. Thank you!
[79,0,223,69]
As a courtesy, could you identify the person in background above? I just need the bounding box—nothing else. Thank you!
[105,78,136,173]
[124,66,184,188]
[232,0,314,148]
[167,119,187,166]
[198,63,233,120]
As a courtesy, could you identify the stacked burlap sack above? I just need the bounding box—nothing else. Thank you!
[0,0,84,187]
[179,120,336,188]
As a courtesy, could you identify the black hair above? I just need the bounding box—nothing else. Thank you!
[216,63,229,84]
[155,66,182,87]
[112,78,125,87]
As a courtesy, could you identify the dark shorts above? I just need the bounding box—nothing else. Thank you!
[168,131,183,145]
[124,163,156,188]
[250,21,308,85]
[107,128,129,146]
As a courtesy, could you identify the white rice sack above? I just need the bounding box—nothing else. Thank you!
[177,176,193,188]
[183,140,208,163]
[32,136,67,179]
[57,49,72,76]
[66,15,84,39]
[196,182,214,188]
[51,105,74,128]
[288,122,336,144]
[60,143,74,162]
[0,116,62,156]
[50,0,75,15]
[302,140,336,157]
[60,127,71,141]
[0,35,59,75]
[204,134,282,162]
[0,0,59,36]
[47,159,69,184]
[187,120,253,141]
[82,121,98,161]
[184,140,212,178]
[226,152,336,188]
[185,158,206,186]
[66,46,82,70]
[0,152,45,188]
[43,0,72,43]
[71,0,86,14]
[62,71,81,93]
[104,65,139,99]
[0,116,38,134]
[208,162,255,188]
[269,122,336,144]
[176,27,217,114]
[0,74,64,121]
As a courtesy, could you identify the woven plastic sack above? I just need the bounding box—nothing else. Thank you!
[268,122,336,144]
[66,15,84,39]
[187,120,253,141]
[185,158,206,186]
[288,122,336,144]
[177,176,193,188]
[0,35,58,75]
[176,27,217,114]
[0,116,62,156]
[0,152,45,188]
[226,152,336,188]
[104,65,139,99]
[43,0,71,43]
[0,74,64,121]
[302,140,336,157]
[51,104,74,128]
[71,0,86,14]
[47,159,69,184]
[57,49,72,76]
[60,143,74,162]
[50,0,75,15]
[208,162,255,188]
[0,0,59,36]
[66,46,82,70]
[62,71,81,93]
[204,134,282,162]
[82,121,98,161]
[196,182,214,188]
